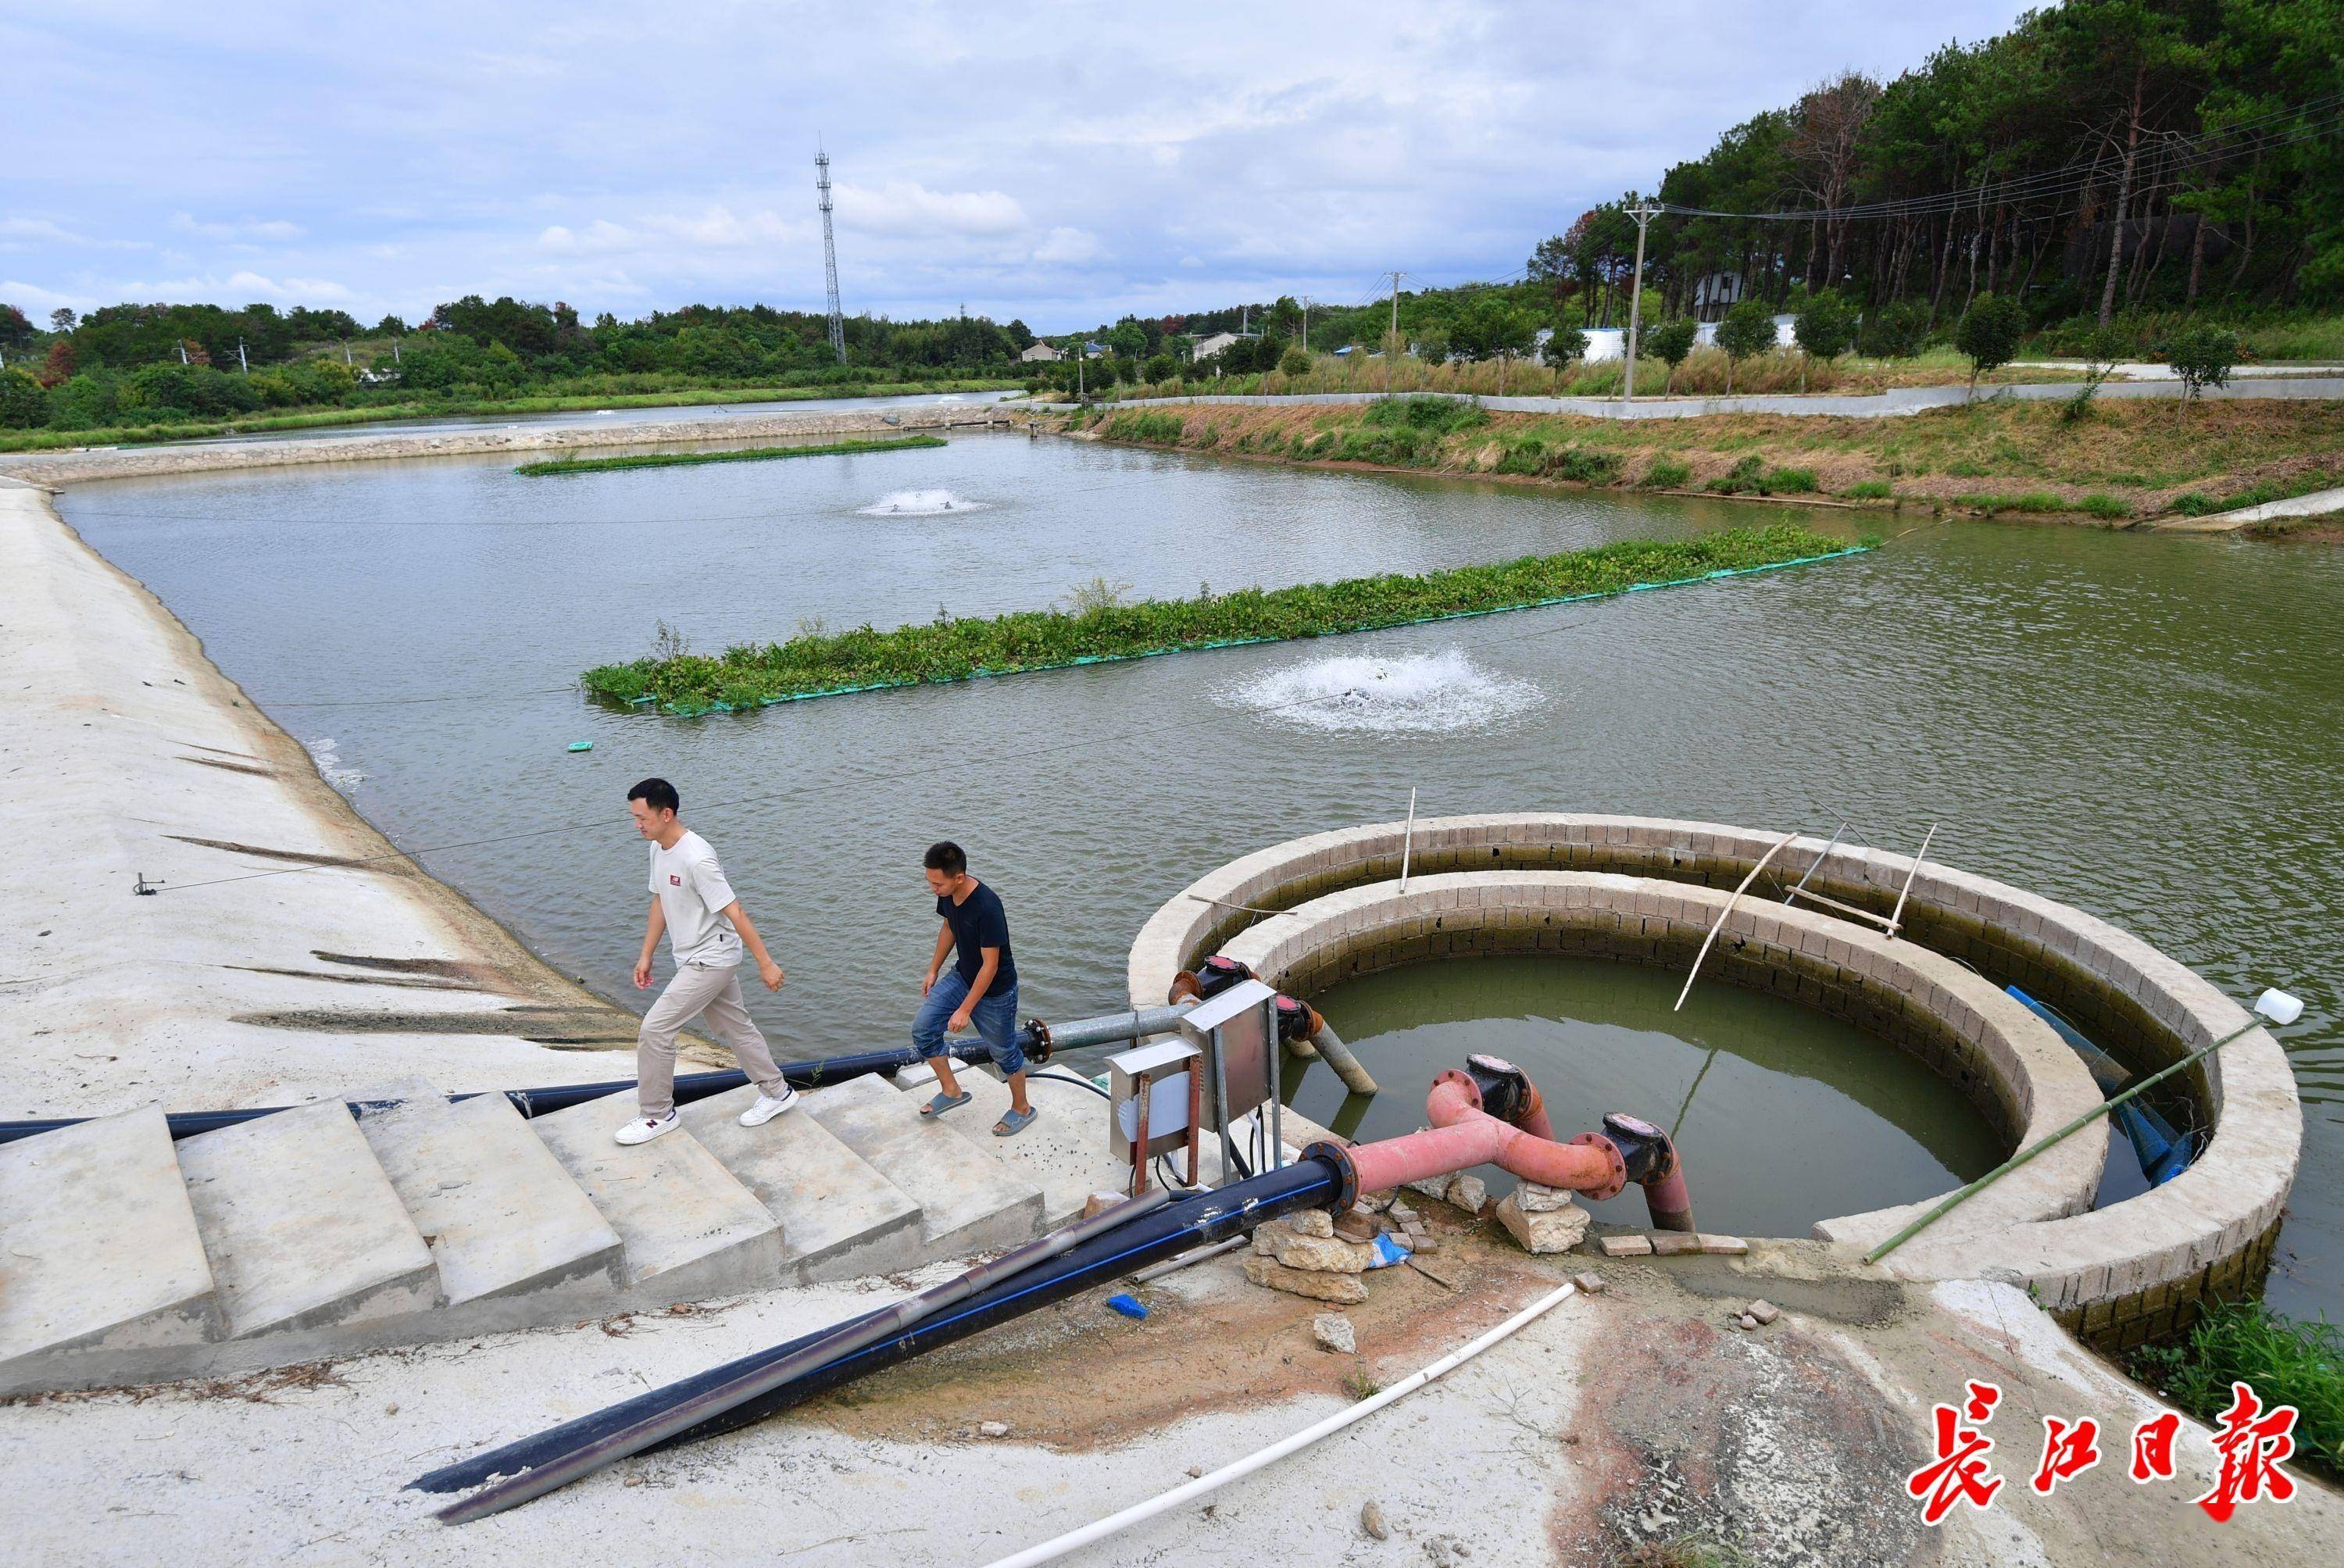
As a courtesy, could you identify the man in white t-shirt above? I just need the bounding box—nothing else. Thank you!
[616,777,798,1145]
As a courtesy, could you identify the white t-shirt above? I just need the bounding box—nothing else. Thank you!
[648,830,744,968]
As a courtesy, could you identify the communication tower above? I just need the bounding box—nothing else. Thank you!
[816,147,846,365]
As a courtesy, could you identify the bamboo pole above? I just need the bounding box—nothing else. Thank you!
[1885,823,1938,938]
[1865,1006,2284,1265]
[1674,829,1801,1012]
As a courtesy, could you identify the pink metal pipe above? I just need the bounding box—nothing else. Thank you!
[1347,1072,1628,1201]
[1338,1069,1696,1232]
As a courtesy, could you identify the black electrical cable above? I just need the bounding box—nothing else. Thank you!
[1028,1070,1111,1102]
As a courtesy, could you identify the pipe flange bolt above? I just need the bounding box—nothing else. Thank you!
[1567,1132,1630,1200]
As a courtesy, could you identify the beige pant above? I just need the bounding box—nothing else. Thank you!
[637,962,785,1117]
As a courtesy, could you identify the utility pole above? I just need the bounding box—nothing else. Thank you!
[816,145,847,366]
[178,342,188,365]
[342,339,353,367]
[1622,200,1662,402]
[1300,295,1310,353]
[1385,270,1402,393]
[238,338,248,373]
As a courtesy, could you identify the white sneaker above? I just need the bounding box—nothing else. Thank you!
[615,1111,679,1146]
[738,1086,799,1127]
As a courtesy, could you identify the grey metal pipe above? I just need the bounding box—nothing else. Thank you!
[1037,1002,1195,1054]
[1309,1023,1379,1096]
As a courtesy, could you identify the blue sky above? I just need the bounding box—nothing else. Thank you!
[5,2,2036,332]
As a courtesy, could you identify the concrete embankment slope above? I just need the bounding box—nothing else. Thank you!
[0,398,1030,484]
[0,480,638,1117]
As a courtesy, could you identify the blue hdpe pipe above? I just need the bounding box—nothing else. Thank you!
[2006,984,2190,1185]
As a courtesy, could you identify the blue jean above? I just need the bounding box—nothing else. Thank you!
[914,969,1024,1076]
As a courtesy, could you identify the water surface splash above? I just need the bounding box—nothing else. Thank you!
[305,737,365,792]
[856,489,989,516]
[1220,649,1545,734]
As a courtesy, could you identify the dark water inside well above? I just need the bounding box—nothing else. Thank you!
[57,429,2344,1317]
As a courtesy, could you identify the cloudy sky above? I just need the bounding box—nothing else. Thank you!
[6,2,2035,331]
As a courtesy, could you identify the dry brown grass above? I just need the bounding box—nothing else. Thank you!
[1085,396,2344,523]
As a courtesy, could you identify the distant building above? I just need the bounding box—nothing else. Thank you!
[1083,341,1107,359]
[1190,330,1256,360]
[1019,341,1062,363]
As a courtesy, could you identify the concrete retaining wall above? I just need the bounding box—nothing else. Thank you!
[1129,814,2300,1350]
[1057,376,2344,422]
[1211,870,2106,1245]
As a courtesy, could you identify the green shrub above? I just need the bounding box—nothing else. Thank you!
[1492,438,1545,475]
[1553,448,1623,485]
[1844,480,1894,500]
[1763,466,1817,494]
[2078,492,2131,520]
[2133,1301,2343,1480]
[1708,455,1767,494]
[1643,457,1692,489]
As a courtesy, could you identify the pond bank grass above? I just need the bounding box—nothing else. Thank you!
[515,434,945,476]
[582,523,1870,715]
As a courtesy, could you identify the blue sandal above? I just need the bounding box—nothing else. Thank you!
[994,1106,1038,1138]
[920,1090,972,1118]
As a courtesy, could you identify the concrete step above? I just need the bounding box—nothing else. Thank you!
[0,1105,219,1384]
[680,1087,926,1284]
[176,1102,440,1339]
[799,1073,1045,1256]
[895,1063,1237,1227]
[358,1093,625,1309]
[530,1098,783,1302]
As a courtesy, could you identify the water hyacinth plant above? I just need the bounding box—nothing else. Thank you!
[514,434,945,476]
[582,523,1869,715]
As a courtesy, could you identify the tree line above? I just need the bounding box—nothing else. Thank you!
[1531,0,2341,336]
[0,295,1038,432]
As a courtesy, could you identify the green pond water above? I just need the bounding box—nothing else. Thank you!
[54,427,2344,1318]
[1282,958,2006,1240]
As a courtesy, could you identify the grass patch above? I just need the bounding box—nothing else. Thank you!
[1642,457,1693,489]
[1098,410,1188,445]
[1843,479,1894,500]
[1553,447,1623,485]
[1706,456,1819,496]
[583,523,1867,713]
[513,434,945,476]
[2078,492,2132,520]
[2131,1300,2343,1481]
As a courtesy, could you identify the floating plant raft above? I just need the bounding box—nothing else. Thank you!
[514,434,945,476]
[582,523,1873,716]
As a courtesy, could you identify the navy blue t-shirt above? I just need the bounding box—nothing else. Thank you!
[938,881,1016,994]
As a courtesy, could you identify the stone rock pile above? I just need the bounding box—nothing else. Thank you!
[1245,1205,1378,1304]
[1495,1181,1592,1255]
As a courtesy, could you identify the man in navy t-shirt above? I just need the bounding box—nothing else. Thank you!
[912,840,1034,1137]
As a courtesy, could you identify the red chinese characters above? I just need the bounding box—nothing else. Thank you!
[2030,1416,2102,1495]
[1907,1380,2005,1525]
[2195,1383,2298,1523]
[2129,1410,2181,1483]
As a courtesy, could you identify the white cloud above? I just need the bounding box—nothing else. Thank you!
[171,213,306,241]
[835,182,1026,238]
[1,279,88,312]
[1033,227,1102,265]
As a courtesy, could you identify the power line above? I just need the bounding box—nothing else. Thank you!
[1657,94,2344,226]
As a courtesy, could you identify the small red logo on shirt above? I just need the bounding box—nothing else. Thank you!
[669,874,681,885]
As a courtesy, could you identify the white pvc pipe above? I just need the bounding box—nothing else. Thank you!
[981,1279,1580,1568]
